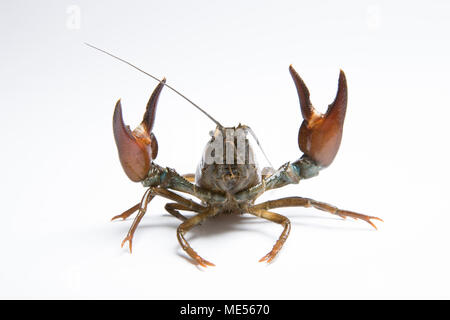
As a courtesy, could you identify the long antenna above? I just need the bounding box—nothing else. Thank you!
[85,43,223,128]
[244,125,274,169]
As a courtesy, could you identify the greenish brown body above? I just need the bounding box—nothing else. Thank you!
[195,125,261,214]
[111,65,383,267]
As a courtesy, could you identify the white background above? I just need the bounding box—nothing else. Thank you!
[1,0,449,299]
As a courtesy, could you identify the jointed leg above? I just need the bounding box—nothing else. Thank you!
[120,189,154,253]
[177,209,218,267]
[252,197,383,229]
[182,173,195,183]
[165,202,197,222]
[248,208,291,263]
[118,187,206,254]
[152,187,205,212]
[111,203,140,221]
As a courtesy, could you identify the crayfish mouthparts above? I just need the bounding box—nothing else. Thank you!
[112,79,165,182]
[290,65,347,168]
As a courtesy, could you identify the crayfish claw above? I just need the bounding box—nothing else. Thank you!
[112,80,165,182]
[259,251,277,264]
[290,65,348,167]
[121,235,133,253]
[185,247,215,267]
[335,209,383,230]
[259,243,283,263]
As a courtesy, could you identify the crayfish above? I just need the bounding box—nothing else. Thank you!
[88,44,383,267]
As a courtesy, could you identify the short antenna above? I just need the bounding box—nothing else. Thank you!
[85,43,223,128]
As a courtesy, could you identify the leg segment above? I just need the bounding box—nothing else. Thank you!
[252,197,383,229]
[164,202,197,222]
[119,187,206,253]
[121,189,154,253]
[152,187,205,212]
[111,203,140,221]
[248,208,291,263]
[177,209,218,267]
[182,173,195,183]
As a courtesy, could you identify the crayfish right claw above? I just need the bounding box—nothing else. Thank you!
[290,66,347,168]
[113,79,165,182]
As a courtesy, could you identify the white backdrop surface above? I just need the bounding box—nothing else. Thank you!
[1,0,449,299]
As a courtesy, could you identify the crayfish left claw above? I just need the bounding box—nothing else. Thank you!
[290,65,347,167]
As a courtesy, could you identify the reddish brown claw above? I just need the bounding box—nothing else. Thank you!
[259,245,282,263]
[196,257,216,268]
[259,252,276,263]
[121,235,133,253]
[113,79,165,182]
[192,254,215,267]
[365,216,384,230]
[336,210,383,230]
[290,65,347,167]
[184,247,215,267]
